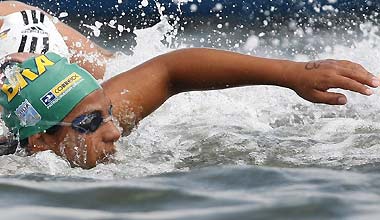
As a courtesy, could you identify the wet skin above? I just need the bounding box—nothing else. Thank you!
[1,53,122,168]
[3,48,380,169]
[28,89,121,168]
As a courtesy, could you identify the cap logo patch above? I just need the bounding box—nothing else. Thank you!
[14,99,41,127]
[40,72,83,108]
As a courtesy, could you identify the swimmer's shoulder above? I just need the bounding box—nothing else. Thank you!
[0,1,37,16]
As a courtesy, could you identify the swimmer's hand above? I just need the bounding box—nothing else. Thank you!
[287,60,379,105]
[105,48,379,126]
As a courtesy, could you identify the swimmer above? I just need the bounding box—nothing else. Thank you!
[0,2,378,168]
[0,1,112,79]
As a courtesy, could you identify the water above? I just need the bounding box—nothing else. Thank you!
[2,166,380,220]
[2,2,380,219]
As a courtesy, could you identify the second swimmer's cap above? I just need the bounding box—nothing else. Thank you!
[0,52,101,139]
[0,10,70,59]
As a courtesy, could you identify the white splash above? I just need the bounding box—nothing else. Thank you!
[2,11,380,179]
[83,21,103,37]
[58,12,68,18]
[104,18,175,80]
[141,0,149,7]
[243,35,260,51]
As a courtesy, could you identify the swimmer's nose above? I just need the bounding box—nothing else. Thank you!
[102,121,121,143]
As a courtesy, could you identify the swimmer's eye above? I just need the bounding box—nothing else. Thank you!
[71,105,113,134]
[45,105,113,135]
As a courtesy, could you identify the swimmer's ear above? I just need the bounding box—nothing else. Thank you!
[27,133,53,153]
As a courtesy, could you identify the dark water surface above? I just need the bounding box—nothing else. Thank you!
[2,166,380,220]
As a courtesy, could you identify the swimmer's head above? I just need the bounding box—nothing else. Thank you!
[0,52,101,139]
[0,10,69,59]
[0,52,120,168]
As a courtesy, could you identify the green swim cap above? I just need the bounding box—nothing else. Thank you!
[0,52,101,140]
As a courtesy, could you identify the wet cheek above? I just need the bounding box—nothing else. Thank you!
[90,137,116,165]
[56,132,115,168]
[59,134,90,168]
[84,137,100,168]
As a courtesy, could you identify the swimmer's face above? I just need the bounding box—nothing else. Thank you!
[28,89,121,168]
[3,53,121,168]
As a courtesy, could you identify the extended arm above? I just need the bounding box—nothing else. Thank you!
[103,48,378,132]
[162,48,378,103]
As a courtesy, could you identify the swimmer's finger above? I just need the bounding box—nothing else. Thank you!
[330,77,374,96]
[338,67,380,88]
[338,60,369,73]
[312,90,347,105]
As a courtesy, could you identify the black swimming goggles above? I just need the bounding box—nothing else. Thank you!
[46,105,114,135]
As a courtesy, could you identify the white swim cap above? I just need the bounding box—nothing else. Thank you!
[0,10,69,59]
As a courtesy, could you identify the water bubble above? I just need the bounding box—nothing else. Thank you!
[305,27,314,35]
[288,21,297,30]
[121,89,129,95]
[243,35,259,51]
[190,4,198,12]
[141,0,149,7]
[58,12,68,18]
[313,5,321,13]
[108,20,117,28]
[322,5,335,11]
[213,3,223,12]
[271,38,280,47]
[324,45,332,53]
[95,21,103,28]
[117,25,124,33]
[52,17,59,24]
[83,23,101,37]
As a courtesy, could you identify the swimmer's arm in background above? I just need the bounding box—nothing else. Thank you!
[0,1,113,79]
[103,48,379,132]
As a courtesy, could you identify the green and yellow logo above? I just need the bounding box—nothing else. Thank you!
[40,72,82,108]
[1,54,55,102]
[52,72,82,97]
